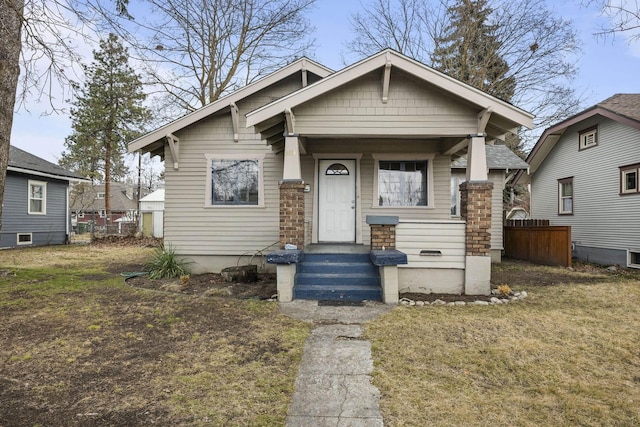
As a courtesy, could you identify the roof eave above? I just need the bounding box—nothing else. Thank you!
[8,166,90,183]
[128,58,333,154]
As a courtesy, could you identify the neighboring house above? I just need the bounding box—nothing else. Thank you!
[139,188,164,238]
[514,94,640,268]
[451,145,529,262]
[129,49,533,301]
[70,182,138,232]
[1,145,87,248]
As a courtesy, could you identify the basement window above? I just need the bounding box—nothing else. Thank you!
[628,250,640,269]
[17,233,32,245]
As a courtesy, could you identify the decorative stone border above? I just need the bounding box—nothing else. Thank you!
[398,290,528,306]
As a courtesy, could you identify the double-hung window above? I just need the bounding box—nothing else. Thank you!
[558,177,573,215]
[620,163,639,194]
[28,180,46,214]
[373,154,433,207]
[205,154,264,206]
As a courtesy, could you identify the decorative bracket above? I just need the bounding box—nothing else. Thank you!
[230,102,240,142]
[284,108,296,135]
[382,53,392,103]
[166,133,180,170]
[477,107,493,134]
[301,58,308,87]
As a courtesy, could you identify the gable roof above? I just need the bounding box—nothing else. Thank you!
[70,182,137,212]
[451,145,529,170]
[246,49,534,138]
[128,58,333,155]
[8,145,86,181]
[514,93,640,184]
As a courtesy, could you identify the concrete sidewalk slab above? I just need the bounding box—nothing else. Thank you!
[281,301,392,426]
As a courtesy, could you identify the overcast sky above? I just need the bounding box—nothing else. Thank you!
[10,0,640,164]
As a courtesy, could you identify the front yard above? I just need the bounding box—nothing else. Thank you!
[1,242,639,426]
[0,243,309,426]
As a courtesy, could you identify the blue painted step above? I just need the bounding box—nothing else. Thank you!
[294,252,382,301]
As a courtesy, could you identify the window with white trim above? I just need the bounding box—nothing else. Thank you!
[579,126,597,150]
[17,233,33,245]
[205,154,264,206]
[99,210,106,218]
[451,176,463,216]
[373,155,433,207]
[620,163,639,194]
[96,192,105,199]
[558,177,573,215]
[28,180,46,214]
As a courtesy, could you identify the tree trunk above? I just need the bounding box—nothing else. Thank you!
[0,0,24,233]
[105,140,111,230]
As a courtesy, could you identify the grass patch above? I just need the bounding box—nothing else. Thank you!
[367,262,640,426]
[0,243,310,426]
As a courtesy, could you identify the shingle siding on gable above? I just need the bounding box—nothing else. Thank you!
[0,172,68,248]
[293,69,477,136]
[531,117,640,257]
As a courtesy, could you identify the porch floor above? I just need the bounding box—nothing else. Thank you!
[304,244,369,254]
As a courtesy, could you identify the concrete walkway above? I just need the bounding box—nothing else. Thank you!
[280,300,393,426]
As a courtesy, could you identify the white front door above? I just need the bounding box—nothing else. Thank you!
[318,159,356,242]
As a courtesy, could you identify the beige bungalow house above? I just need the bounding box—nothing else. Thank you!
[129,49,533,303]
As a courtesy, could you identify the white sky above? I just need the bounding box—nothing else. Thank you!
[10,0,640,164]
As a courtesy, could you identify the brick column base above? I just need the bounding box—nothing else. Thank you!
[460,181,494,256]
[370,224,396,250]
[279,181,305,249]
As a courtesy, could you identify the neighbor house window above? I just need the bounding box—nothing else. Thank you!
[78,212,85,218]
[96,192,105,199]
[558,177,573,215]
[620,163,639,194]
[99,210,106,218]
[28,180,46,214]
[373,155,433,207]
[578,126,597,150]
[205,154,264,206]
[450,176,463,216]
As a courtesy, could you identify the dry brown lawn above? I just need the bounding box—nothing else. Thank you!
[0,243,310,426]
[367,260,640,426]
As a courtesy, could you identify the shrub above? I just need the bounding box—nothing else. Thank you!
[146,246,192,279]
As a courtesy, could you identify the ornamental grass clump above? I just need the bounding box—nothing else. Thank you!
[146,246,192,279]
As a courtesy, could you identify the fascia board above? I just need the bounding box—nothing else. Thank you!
[8,166,91,183]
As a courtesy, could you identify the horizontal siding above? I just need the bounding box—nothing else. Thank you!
[163,76,302,256]
[396,221,466,269]
[531,117,640,251]
[294,69,477,136]
[1,173,69,248]
[489,170,505,250]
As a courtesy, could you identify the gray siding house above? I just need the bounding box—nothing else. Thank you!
[129,50,533,301]
[2,146,86,248]
[515,94,640,268]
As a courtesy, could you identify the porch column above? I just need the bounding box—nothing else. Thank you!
[283,135,302,180]
[461,133,493,295]
[279,134,305,249]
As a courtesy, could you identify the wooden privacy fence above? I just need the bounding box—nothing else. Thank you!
[504,220,572,267]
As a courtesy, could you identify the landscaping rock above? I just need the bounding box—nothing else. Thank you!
[221,265,258,283]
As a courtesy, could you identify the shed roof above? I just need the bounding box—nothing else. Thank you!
[140,188,165,202]
[451,145,528,170]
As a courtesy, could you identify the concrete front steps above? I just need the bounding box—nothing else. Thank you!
[294,253,382,301]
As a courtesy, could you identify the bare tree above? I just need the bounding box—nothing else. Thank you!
[87,0,316,113]
[347,0,583,144]
[586,0,640,42]
[0,0,108,234]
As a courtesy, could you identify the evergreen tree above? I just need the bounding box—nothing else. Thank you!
[61,34,150,225]
[431,0,516,101]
